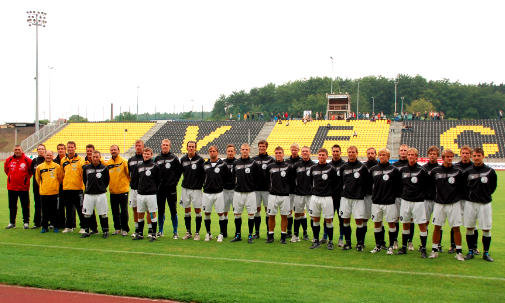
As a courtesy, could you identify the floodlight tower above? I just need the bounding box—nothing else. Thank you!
[27,10,47,134]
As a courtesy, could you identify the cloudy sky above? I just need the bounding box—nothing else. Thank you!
[0,0,503,124]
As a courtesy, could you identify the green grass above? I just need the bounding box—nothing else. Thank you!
[0,168,504,303]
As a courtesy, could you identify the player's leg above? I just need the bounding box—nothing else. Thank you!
[479,202,493,261]
[166,192,178,238]
[193,190,203,240]
[129,189,139,237]
[96,193,110,238]
[370,204,383,253]
[181,188,193,239]
[156,191,167,236]
[449,202,464,260]
[353,199,366,251]
[133,195,147,240]
[266,196,277,243]
[213,192,225,242]
[398,200,412,255]
[340,197,353,250]
[280,196,291,244]
[286,194,294,238]
[33,188,41,228]
[118,192,129,235]
[110,194,121,234]
[80,194,94,238]
[309,196,322,249]
[231,192,243,242]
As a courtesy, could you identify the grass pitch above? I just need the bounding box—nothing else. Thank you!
[0,169,504,303]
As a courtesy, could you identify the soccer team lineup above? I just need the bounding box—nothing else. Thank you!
[4,138,497,262]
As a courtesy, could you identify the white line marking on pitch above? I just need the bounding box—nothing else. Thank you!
[1,241,504,282]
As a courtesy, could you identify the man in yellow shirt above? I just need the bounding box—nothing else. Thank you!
[36,150,64,233]
[106,145,130,236]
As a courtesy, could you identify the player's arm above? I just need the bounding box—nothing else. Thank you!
[103,166,110,188]
[57,165,64,184]
[35,166,42,186]
[489,169,498,195]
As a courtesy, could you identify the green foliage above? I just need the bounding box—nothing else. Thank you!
[406,98,436,113]
[68,115,88,122]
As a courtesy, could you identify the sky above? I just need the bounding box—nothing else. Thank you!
[0,0,504,124]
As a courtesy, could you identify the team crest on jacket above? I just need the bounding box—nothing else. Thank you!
[280,171,286,177]
[215,167,220,173]
[96,172,102,178]
[245,168,250,174]
[481,176,488,183]
[322,174,328,180]
[20,163,26,169]
[383,174,389,181]
[191,164,197,170]
[354,172,360,179]
[165,163,171,169]
[306,170,310,176]
[262,164,267,170]
[411,176,417,183]
[146,170,151,176]
[448,177,455,184]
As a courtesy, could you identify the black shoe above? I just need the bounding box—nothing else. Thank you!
[464,252,474,260]
[302,233,310,241]
[286,232,292,239]
[248,235,254,244]
[327,241,334,250]
[483,254,494,262]
[102,232,109,239]
[149,236,157,242]
[474,248,480,255]
[90,230,99,235]
[397,247,407,255]
[342,244,352,250]
[132,233,144,240]
[265,237,274,244]
[356,245,364,252]
[80,233,90,238]
[310,241,321,249]
[320,238,328,244]
[438,245,443,253]
[448,246,456,254]
[280,238,287,244]
[223,233,228,238]
[420,249,427,258]
[230,235,242,242]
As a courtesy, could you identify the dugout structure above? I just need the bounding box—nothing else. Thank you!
[326,93,351,120]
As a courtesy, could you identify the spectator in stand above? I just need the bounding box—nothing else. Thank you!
[499,110,503,120]
[4,145,33,229]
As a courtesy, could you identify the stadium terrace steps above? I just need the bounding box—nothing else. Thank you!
[126,120,167,156]
[400,120,505,158]
[145,121,265,156]
[250,122,276,155]
[387,122,403,158]
[22,121,67,153]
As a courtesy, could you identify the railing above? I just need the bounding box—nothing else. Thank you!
[20,120,67,152]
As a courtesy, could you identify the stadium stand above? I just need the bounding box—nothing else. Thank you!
[265,120,391,157]
[38,122,155,154]
[145,121,265,154]
[401,120,505,158]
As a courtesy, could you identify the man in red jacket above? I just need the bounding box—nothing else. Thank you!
[4,145,33,229]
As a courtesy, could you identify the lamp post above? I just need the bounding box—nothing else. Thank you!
[136,86,140,121]
[401,96,405,119]
[26,10,47,134]
[394,79,398,116]
[371,97,375,116]
[48,66,54,122]
[330,56,334,94]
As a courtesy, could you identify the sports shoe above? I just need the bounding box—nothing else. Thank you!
[302,233,310,241]
[280,237,287,244]
[455,253,465,261]
[40,228,48,233]
[53,228,59,233]
[342,244,352,250]
[31,225,40,229]
[5,224,15,229]
[370,246,381,254]
[309,241,321,249]
[23,223,29,229]
[78,228,86,234]
[252,233,259,239]
[80,232,90,238]
[132,233,144,240]
[420,249,427,258]
[356,245,364,252]
[429,251,439,259]
[483,253,494,262]
[464,252,474,260]
[156,232,163,238]
[182,232,192,240]
[438,245,443,253]
[397,247,407,255]
[149,234,157,242]
[102,232,109,239]
[90,230,99,235]
[230,235,242,242]
[408,241,414,251]
[338,239,344,247]
[320,239,328,244]
[474,248,480,255]
[194,233,201,241]
[248,235,254,244]
[265,237,274,244]
[217,234,224,243]
[286,232,292,239]
[448,246,456,254]
[393,241,399,250]
[327,241,334,250]
[62,228,73,233]
[112,230,121,235]
[121,231,128,236]
[387,247,394,255]
[131,232,138,238]
[49,225,54,230]
[204,233,212,242]
[172,233,179,240]
[290,235,299,243]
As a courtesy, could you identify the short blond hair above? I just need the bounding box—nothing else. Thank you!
[378,148,390,157]
[407,147,419,157]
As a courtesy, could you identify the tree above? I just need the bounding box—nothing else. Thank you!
[68,115,88,122]
[406,98,436,113]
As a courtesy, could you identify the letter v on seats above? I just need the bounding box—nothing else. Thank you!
[181,125,232,153]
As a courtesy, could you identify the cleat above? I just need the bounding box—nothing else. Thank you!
[62,228,72,233]
[172,233,179,240]
[132,233,144,240]
[49,225,54,230]
[429,251,439,259]
[302,233,310,241]
[387,247,394,255]
[438,245,443,253]
[80,232,90,238]
[448,246,456,254]
[464,252,474,260]
[265,237,274,244]
[182,232,192,240]
[204,233,212,242]
[217,234,223,243]
[40,228,48,233]
[5,224,15,229]
[53,228,59,233]
[112,230,121,235]
[252,233,260,239]
[397,247,408,255]
[320,238,327,244]
[418,245,423,252]
[90,230,98,235]
[149,235,157,242]
[194,233,201,241]
[230,235,242,242]
[408,242,414,251]
[370,246,381,254]
[455,253,465,261]
[327,241,334,250]
[356,245,364,252]
[483,254,494,262]
[156,232,163,238]
[248,235,254,244]
[31,225,40,229]
[342,244,352,250]
[338,239,344,247]
[23,223,29,229]
[102,232,109,239]
[474,248,480,255]
[280,238,287,244]
[393,241,399,250]
[290,235,299,243]
[131,232,138,238]
[121,231,128,237]
[78,228,86,234]
[420,249,427,258]
[310,241,321,249]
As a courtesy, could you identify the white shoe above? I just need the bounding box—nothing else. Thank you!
[194,233,201,241]
[429,251,439,259]
[112,230,121,235]
[393,241,399,250]
[387,247,394,255]
[79,228,86,234]
[338,239,344,247]
[455,253,465,261]
[156,232,163,238]
[5,223,15,229]
[290,235,299,243]
[62,228,70,233]
[370,247,381,254]
[172,233,179,240]
[182,232,192,240]
[408,242,414,251]
[204,233,212,241]
[217,234,223,242]
[121,231,128,236]
[23,223,29,229]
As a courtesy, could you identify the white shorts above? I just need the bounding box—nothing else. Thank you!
[255,191,269,209]
[309,196,334,219]
[371,204,398,223]
[364,195,373,219]
[339,197,366,219]
[464,201,492,230]
[129,189,138,208]
[137,194,158,213]
[432,202,462,228]
[233,192,257,215]
[223,189,234,213]
[180,188,202,209]
[202,192,225,214]
[395,197,401,216]
[289,194,295,211]
[293,195,311,213]
[400,199,427,224]
[425,200,435,221]
[267,195,290,216]
[82,193,108,216]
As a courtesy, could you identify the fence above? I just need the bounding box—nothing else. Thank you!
[20,121,67,152]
